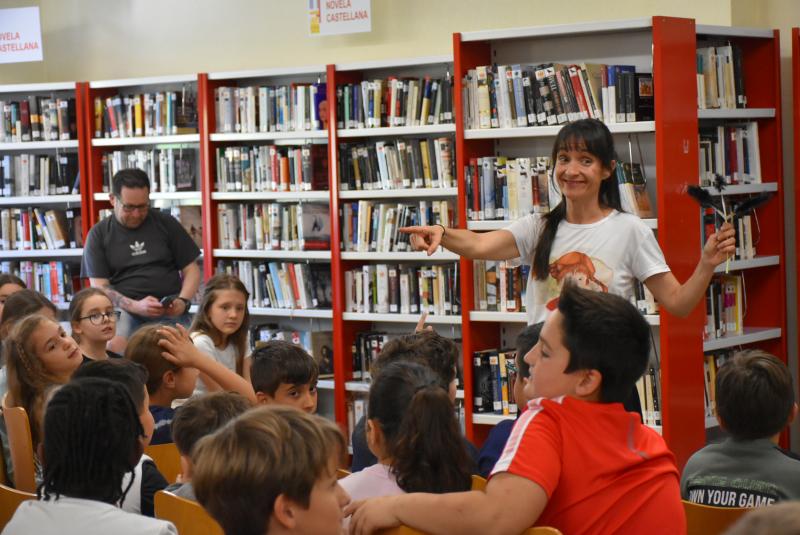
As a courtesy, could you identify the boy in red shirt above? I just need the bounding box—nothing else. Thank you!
[347,283,685,535]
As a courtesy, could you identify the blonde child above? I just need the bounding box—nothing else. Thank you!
[193,406,350,535]
[126,324,256,445]
[69,288,123,364]
[189,273,251,394]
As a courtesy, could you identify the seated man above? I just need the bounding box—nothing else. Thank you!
[346,283,685,535]
[682,349,800,507]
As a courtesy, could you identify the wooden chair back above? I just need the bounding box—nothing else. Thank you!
[144,443,182,484]
[337,468,351,479]
[683,500,750,535]
[471,474,487,491]
[154,490,223,535]
[0,483,35,530]
[3,407,36,493]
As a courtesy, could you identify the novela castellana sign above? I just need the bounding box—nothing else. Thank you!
[309,0,371,36]
[0,7,44,64]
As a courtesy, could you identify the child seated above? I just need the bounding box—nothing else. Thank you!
[346,284,685,535]
[725,501,800,535]
[166,391,252,501]
[3,377,176,534]
[73,359,166,517]
[340,361,472,506]
[249,340,318,413]
[477,322,542,477]
[682,349,800,507]
[69,287,124,363]
[193,405,349,535]
[351,330,477,472]
[0,273,25,317]
[126,324,256,444]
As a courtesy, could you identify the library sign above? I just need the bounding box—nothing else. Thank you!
[0,7,43,64]
[310,0,371,36]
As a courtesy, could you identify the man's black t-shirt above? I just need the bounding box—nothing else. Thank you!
[81,210,200,300]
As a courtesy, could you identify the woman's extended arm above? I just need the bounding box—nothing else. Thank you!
[400,225,520,260]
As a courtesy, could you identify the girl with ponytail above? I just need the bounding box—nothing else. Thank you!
[400,118,735,324]
[339,361,472,505]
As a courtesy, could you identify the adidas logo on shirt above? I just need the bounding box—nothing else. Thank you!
[130,241,147,256]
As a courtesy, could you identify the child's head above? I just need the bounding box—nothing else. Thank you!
[171,392,252,479]
[371,331,458,401]
[0,273,25,317]
[513,322,543,408]
[125,324,199,402]
[0,289,57,339]
[191,273,250,374]
[367,360,472,493]
[250,340,318,413]
[724,501,800,535]
[5,314,82,446]
[72,359,155,448]
[715,350,796,440]
[68,288,117,345]
[40,377,144,504]
[524,283,650,403]
[193,406,349,535]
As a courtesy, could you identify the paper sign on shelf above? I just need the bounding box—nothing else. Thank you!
[0,7,43,64]
[309,0,371,36]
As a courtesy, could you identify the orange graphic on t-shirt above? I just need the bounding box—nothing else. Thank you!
[546,251,609,310]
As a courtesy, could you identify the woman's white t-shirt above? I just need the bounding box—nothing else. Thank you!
[189,332,242,395]
[506,210,669,324]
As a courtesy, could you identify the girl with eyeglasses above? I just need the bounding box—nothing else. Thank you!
[69,288,123,365]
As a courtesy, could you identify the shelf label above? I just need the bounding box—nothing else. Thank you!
[309,0,371,36]
[0,7,43,64]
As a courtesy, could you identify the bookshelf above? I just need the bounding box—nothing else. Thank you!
[0,81,89,305]
[794,27,800,383]
[453,17,787,469]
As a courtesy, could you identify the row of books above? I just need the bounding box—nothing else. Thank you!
[93,90,198,139]
[341,200,453,253]
[696,44,746,110]
[215,144,327,193]
[704,274,744,340]
[344,263,461,317]
[0,260,79,304]
[473,261,529,313]
[101,148,197,193]
[462,63,653,130]
[698,123,761,185]
[214,84,326,134]
[217,203,330,251]
[346,396,368,446]
[0,207,82,251]
[616,162,654,218]
[631,281,659,316]
[251,325,334,378]
[702,350,733,420]
[0,153,80,197]
[702,208,756,261]
[473,348,519,415]
[351,330,391,381]
[1,97,76,142]
[339,137,454,191]
[336,76,454,129]
[465,156,552,221]
[216,260,333,311]
[635,366,662,427]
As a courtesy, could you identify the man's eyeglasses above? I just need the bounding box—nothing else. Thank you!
[78,311,121,325]
[120,202,149,213]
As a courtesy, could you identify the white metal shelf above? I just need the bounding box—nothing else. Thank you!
[208,65,327,80]
[473,413,515,426]
[211,191,329,202]
[705,416,719,429]
[92,134,200,147]
[317,379,335,390]
[337,124,456,138]
[90,74,197,89]
[698,108,775,120]
[94,191,201,201]
[0,81,76,93]
[464,121,654,139]
[696,25,774,39]
[249,307,333,319]
[340,251,459,261]
[213,249,331,260]
[343,312,461,324]
[0,140,79,151]
[0,248,84,258]
[209,130,328,142]
[460,18,652,42]
[339,187,458,200]
[702,182,777,195]
[345,381,371,393]
[336,55,453,72]
[714,255,779,273]
[469,310,659,326]
[703,327,782,352]
[0,194,81,205]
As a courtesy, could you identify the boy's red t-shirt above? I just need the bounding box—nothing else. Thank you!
[491,396,686,535]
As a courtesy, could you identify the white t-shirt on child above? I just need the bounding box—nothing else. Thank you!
[190,332,243,396]
[339,464,405,530]
[506,210,669,324]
